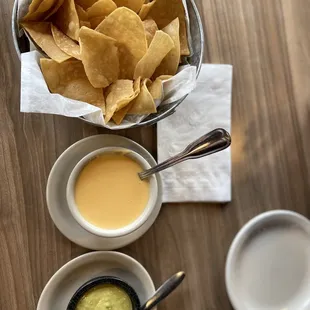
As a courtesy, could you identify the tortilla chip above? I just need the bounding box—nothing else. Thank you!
[24,0,43,17]
[51,24,81,60]
[134,30,173,80]
[147,0,189,55]
[79,27,119,88]
[80,20,91,28]
[111,107,128,124]
[40,58,105,111]
[143,18,158,46]
[76,4,88,21]
[23,0,57,21]
[76,5,92,28]
[153,18,180,77]
[87,0,116,28]
[138,0,156,20]
[158,75,173,80]
[45,0,66,20]
[112,77,141,124]
[148,79,162,100]
[75,0,98,9]
[129,79,156,114]
[104,80,136,123]
[113,0,144,13]
[96,8,147,79]
[148,75,171,99]
[21,22,71,62]
[89,16,105,28]
[53,0,80,40]
[87,0,116,19]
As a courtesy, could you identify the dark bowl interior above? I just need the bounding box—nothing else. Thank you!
[67,276,141,310]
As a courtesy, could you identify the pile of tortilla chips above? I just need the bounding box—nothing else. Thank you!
[21,0,190,124]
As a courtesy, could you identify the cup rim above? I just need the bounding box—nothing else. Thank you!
[66,276,141,310]
[225,210,310,310]
[66,147,158,238]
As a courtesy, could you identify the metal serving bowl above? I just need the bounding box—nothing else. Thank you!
[12,0,204,128]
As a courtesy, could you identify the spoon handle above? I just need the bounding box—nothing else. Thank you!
[139,128,231,180]
[141,271,185,310]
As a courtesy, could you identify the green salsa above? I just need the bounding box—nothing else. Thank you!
[76,284,132,310]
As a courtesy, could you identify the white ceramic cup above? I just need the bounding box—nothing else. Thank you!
[66,147,158,238]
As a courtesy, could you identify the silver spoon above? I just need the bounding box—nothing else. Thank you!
[139,128,231,180]
[140,271,185,310]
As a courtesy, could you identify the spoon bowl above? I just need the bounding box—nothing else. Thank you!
[139,128,231,180]
[141,271,186,310]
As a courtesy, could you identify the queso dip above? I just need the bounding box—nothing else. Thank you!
[76,284,132,310]
[75,153,150,229]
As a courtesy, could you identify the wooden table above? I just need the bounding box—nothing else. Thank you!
[1,0,310,309]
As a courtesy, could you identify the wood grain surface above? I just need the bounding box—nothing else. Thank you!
[1,0,310,309]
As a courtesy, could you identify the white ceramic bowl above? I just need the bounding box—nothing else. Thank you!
[225,210,310,310]
[66,147,158,238]
[37,251,156,310]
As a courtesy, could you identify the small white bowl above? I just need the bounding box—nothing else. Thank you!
[225,210,310,310]
[66,147,158,238]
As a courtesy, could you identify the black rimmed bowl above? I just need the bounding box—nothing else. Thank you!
[67,276,141,310]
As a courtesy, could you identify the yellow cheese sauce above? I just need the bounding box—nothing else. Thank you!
[75,153,150,229]
[76,284,132,310]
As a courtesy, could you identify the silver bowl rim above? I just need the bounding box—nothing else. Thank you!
[11,0,204,129]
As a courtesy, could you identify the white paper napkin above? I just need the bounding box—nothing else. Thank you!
[157,64,233,203]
